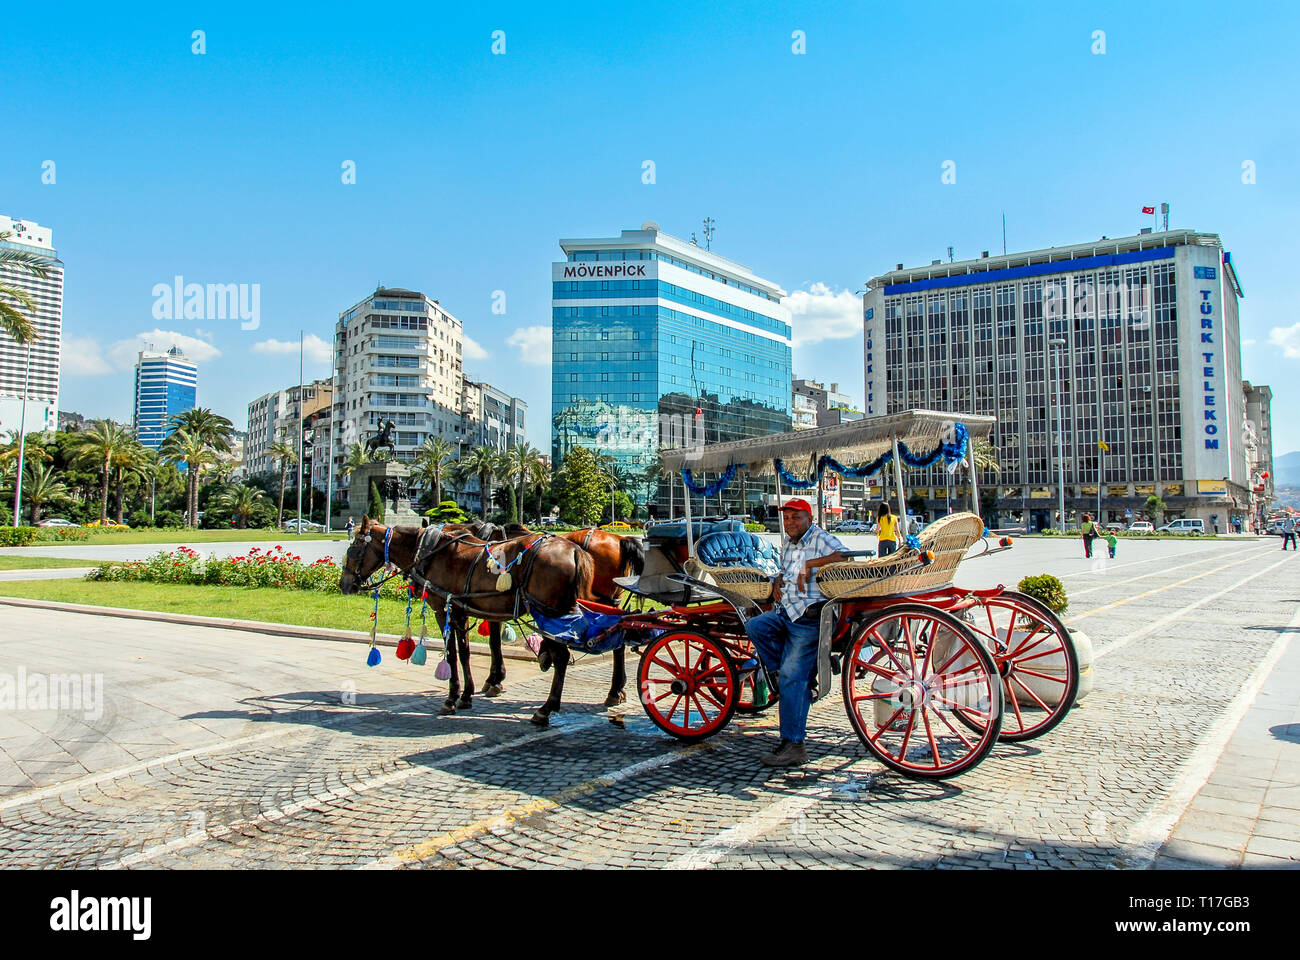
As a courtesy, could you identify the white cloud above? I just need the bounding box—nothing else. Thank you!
[195,327,214,340]
[463,334,489,361]
[251,334,332,363]
[505,325,552,365]
[783,282,862,347]
[60,337,114,375]
[1269,324,1300,359]
[106,329,222,369]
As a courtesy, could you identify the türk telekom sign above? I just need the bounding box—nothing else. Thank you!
[552,261,657,282]
[1180,248,1230,484]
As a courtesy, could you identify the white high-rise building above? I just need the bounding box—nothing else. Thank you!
[332,287,465,503]
[0,216,63,436]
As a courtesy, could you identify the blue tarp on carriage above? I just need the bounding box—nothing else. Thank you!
[532,609,626,654]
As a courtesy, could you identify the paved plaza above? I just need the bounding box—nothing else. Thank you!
[0,536,1296,869]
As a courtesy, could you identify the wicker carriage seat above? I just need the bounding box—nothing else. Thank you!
[815,513,986,600]
[695,531,779,576]
[684,531,778,602]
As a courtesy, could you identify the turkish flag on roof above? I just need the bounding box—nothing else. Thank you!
[1141,206,1155,214]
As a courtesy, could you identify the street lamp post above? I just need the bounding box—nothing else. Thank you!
[11,343,32,527]
[1049,337,1068,532]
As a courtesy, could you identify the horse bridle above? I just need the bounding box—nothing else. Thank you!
[346,526,402,591]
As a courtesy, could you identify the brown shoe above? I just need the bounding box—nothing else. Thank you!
[761,740,809,767]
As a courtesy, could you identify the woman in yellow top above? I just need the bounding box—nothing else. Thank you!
[876,502,900,556]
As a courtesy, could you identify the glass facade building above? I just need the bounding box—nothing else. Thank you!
[552,225,793,512]
[864,230,1256,527]
[133,347,198,450]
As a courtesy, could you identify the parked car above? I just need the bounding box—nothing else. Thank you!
[85,519,130,530]
[1104,522,1126,533]
[36,518,79,527]
[1159,518,1206,534]
[600,521,634,533]
[1128,521,1154,533]
[836,520,873,533]
[282,519,325,533]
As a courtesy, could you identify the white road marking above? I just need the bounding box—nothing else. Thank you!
[670,791,821,869]
[1121,604,1299,868]
[1092,555,1291,659]
[1069,546,1268,599]
[1056,544,1245,580]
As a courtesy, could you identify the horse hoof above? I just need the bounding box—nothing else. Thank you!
[538,650,552,672]
[438,702,457,716]
[604,692,627,707]
[482,683,504,697]
[456,698,473,711]
[530,711,550,727]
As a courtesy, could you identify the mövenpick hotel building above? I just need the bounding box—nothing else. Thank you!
[551,223,792,509]
[863,230,1269,529]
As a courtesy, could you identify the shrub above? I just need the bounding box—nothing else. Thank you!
[1018,574,1068,615]
[0,527,37,547]
[744,521,765,532]
[86,544,409,598]
[425,500,469,524]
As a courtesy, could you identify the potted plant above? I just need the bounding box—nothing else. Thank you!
[1015,573,1092,704]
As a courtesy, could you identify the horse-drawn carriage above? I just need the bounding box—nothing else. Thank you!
[341,410,1078,780]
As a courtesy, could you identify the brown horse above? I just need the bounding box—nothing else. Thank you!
[339,516,593,722]
[447,522,645,707]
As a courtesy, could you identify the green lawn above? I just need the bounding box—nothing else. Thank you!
[0,556,98,571]
[21,528,346,548]
[0,580,441,635]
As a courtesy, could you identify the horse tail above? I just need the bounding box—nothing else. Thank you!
[568,544,595,608]
[619,534,646,576]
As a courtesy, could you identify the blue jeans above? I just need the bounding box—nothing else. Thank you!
[878,539,897,557]
[744,606,821,744]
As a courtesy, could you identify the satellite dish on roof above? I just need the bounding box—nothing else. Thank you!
[641,221,659,232]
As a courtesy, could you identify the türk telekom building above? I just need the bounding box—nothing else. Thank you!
[863,229,1268,529]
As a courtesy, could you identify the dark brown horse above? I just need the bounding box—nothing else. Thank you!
[447,522,646,707]
[339,516,593,722]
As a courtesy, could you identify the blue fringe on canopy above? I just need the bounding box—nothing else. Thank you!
[683,423,970,496]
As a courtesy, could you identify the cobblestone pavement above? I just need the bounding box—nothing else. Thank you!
[0,538,1295,869]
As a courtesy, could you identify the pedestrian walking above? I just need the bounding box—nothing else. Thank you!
[1105,530,1118,559]
[346,516,356,538]
[1080,513,1098,559]
[875,502,899,557]
[1283,516,1298,551]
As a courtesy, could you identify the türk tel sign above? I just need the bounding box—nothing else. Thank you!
[1198,278,1220,451]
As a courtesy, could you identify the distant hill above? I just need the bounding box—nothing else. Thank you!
[1276,451,1300,486]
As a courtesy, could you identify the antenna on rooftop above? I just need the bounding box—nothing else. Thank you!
[701,217,716,251]
[947,246,954,262]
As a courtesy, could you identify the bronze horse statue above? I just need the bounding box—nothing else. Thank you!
[444,521,645,707]
[340,516,596,724]
[364,419,397,460]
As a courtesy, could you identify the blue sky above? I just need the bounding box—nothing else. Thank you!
[3,1,1298,455]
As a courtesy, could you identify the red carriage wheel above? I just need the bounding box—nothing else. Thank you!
[841,603,1002,780]
[954,590,1079,742]
[637,631,739,740]
[734,638,779,714]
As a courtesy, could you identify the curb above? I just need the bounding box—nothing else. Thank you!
[0,595,540,662]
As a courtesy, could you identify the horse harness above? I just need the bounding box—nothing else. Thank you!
[405,525,574,622]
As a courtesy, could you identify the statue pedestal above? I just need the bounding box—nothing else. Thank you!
[351,461,421,527]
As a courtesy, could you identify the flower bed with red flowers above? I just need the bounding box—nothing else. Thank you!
[86,544,408,598]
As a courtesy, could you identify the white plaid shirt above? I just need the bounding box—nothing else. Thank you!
[777,524,846,621]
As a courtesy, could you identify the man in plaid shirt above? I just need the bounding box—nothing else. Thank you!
[744,498,846,767]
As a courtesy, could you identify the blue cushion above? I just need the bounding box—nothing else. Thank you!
[646,518,745,540]
[695,531,779,576]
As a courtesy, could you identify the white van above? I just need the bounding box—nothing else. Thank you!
[1159,518,1206,533]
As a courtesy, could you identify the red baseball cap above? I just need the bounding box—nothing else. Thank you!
[779,498,813,515]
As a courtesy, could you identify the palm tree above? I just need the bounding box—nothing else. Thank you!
[159,408,233,527]
[527,456,550,525]
[0,230,49,344]
[21,460,67,524]
[215,484,267,529]
[160,428,216,527]
[269,440,298,526]
[70,420,133,523]
[503,443,543,523]
[458,446,501,520]
[970,437,1001,476]
[412,436,456,508]
[594,451,623,523]
[111,440,153,524]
